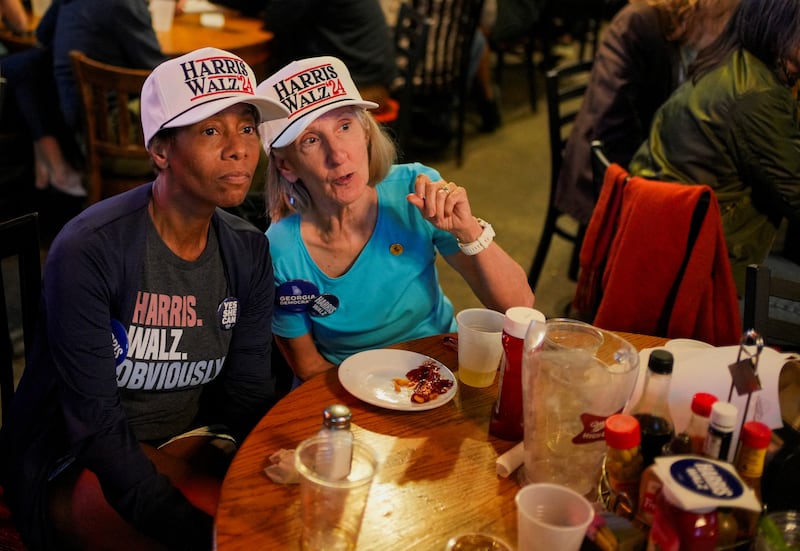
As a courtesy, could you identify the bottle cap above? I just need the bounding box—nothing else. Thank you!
[740,421,771,450]
[322,404,352,430]
[647,349,673,374]
[502,307,545,339]
[690,392,718,418]
[709,401,738,430]
[605,414,641,449]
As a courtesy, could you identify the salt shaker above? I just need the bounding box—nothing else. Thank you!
[316,404,354,480]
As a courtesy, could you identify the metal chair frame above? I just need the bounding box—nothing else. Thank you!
[527,59,593,289]
[743,264,800,350]
[1,212,41,423]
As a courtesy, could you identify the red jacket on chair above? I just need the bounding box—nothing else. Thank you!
[573,163,742,346]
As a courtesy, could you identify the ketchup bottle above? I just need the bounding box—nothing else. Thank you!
[489,307,545,441]
[647,487,719,551]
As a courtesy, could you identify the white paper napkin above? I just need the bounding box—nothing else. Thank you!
[264,449,299,484]
[628,343,792,462]
[495,441,524,478]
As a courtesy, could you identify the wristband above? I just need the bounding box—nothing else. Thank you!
[457,218,495,255]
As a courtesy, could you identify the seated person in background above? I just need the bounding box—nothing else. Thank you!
[263,0,396,119]
[0,45,86,196]
[258,56,534,382]
[37,0,166,135]
[629,0,800,293]
[0,48,288,550]
[0,0,166,198]
[555,0,738,226]
[0,0,28,36]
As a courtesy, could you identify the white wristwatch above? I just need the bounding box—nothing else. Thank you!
[457,218,495,255]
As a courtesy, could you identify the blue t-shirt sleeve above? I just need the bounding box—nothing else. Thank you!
[266,216,314,340]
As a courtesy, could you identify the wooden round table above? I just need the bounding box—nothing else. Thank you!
[214,332,667,550]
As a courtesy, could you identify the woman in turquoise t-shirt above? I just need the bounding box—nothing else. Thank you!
[258,56,535,382]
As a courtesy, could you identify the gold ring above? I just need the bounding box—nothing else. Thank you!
[438,185,451,194]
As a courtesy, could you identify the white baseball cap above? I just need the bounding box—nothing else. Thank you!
[256,56,378,152]
[141,47,289,147]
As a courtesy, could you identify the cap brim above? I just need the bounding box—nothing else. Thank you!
[269,98,378,150]
[164,94,289,132]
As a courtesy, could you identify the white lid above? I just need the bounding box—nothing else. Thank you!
[503,307,546,339]
[709,401,738,430]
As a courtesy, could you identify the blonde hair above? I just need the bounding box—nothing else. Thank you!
[265,108,397,221]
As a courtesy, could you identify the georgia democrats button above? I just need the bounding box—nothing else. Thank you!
[277,280,319,312]
[111,319,129,366]
[308,294,339,317]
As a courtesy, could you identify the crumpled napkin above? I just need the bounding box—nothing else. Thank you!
[264,449,299,484]
[495,442,524,478]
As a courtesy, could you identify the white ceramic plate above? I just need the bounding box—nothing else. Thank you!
[338,349,457,411]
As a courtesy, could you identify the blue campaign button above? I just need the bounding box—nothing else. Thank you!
[110,319,129,366]
[308,294,339,317]
[217,297,239,330]
[276,280,319,312]
[670,457,744,500]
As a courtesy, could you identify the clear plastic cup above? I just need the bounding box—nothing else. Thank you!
[295,436,378,551]
[515,483,595,551]
[456,308,504,387]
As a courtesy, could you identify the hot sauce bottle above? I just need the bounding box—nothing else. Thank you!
[647,488,719,551]
[684,392,718,455]
[733,421,771,540]
[605,414,645,519]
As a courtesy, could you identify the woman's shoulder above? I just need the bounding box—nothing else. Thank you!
[605,2,669,48]
[379,163,441,192]
[265,214,300,248]
[700,50,788,101]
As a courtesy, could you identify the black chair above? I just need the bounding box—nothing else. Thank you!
[385,2,431,158]
[1,212,41,423]
[590,139,611,186]
[491,24,539,112]
[410,0,485,166]
[527,59,592,289]
[743,264,800,350]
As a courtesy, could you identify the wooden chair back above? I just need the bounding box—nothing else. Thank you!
[387,2,430,158]
[69,50,153,204]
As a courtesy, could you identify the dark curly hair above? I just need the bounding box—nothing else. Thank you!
[690,0,800,81]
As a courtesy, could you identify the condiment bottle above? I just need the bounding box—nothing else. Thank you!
[316,403,354,480]
[662,432,692,455]
[605,413,645,519]
[489,307,545,441]
[734,420,770,497]
[702,401,737,461]
[630,349,675,467]
[634,464,661,530]
[646,486,719,551]
[684,392,718,454]
[733,420,771,540]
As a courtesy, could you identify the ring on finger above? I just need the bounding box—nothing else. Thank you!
[438,185,451,194]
